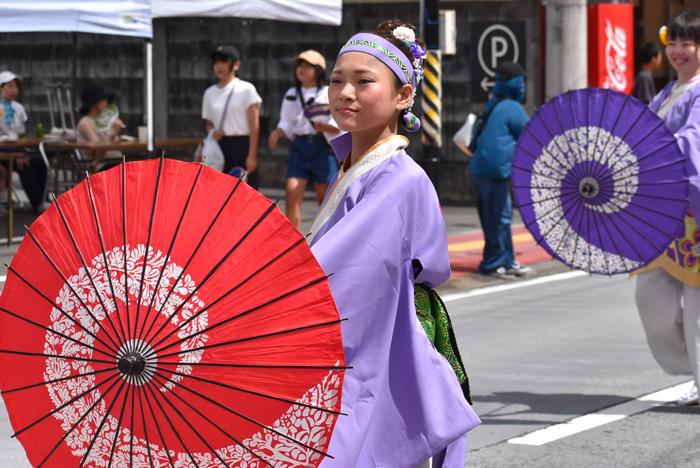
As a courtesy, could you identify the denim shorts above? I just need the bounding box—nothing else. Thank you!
[287,134,338,184]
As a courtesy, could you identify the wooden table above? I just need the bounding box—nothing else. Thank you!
[45,138,201,155]
[0,137,79,247]
[44,137,201,194]
[0,152,27,247]
[0,137,44,149]
[0,138,200,246]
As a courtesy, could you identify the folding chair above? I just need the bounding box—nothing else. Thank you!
[39,83,88,200]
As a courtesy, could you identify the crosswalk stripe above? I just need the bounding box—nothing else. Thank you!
[441,270,587,303]
[507,380,694,446]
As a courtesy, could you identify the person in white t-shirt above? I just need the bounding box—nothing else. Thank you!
[0,71,47,214]
[268,50,340,230]
[0,73,27,141]
[202,45,262,189]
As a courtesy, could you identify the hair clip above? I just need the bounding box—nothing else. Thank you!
[660,25,668,46]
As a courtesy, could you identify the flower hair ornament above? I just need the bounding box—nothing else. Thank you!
[659,25,668,46]
[393,26,427,130]
[338,27,425,132]
[393,26,427,86]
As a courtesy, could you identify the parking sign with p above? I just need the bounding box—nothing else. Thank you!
[471,21,526,103]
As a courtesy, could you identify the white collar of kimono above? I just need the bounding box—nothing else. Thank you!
[658,74,700,119]
[307,135,409,243]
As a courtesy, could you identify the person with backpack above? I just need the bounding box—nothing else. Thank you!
[468,62,532,279]
[268,50,340,230]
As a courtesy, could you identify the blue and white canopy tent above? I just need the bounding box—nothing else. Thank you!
[151,0,342,26]
[0,0,155,153]
[0,0,152,37]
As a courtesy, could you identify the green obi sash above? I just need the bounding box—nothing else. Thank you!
[415,284,472,405]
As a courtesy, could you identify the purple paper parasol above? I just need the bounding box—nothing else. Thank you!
[512,88,689,275]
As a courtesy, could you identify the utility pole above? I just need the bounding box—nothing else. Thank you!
[420,0,442,196]
[545,0,587,99]
[145,39,154,159]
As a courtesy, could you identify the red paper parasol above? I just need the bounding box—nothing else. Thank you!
[0,158,346,468]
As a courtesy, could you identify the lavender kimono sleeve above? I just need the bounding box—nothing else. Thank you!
[398,176,452,287]
[648,84,670,112]
[673,94,700,215]
[311,191,410,363]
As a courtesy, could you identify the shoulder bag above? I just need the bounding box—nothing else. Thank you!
[197,81,238,172]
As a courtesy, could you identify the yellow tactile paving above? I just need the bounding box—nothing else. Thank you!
[448,232,535,253]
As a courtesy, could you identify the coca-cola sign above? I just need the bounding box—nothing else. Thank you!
[588,4,634,94]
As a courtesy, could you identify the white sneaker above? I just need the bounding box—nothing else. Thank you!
[507,261,534,277]
[676,384,699,406]
[488,266,516,280]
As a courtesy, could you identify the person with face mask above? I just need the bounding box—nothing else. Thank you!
[468,62,531,279]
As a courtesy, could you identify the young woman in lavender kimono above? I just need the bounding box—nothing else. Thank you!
[307,20,479,468]
[633,9,700,406]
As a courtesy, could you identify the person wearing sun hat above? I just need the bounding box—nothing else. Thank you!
[0,71,48,214]
[202,44,262,188]
[268,49,340,229]
[75,84,124,171]
[0,71,27,141]
[76,84,123,144]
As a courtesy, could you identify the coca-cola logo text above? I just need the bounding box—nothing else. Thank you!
[604,19,628,91]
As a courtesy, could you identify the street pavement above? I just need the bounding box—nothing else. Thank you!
[452,273,700,467]
[0,185,698,467]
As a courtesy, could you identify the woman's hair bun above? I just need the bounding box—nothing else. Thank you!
[371,19,426,67]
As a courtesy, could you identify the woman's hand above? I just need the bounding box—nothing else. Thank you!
[15,156,31,170]
[268,128,284,149]
[246,155,258,175]
[213,130,225,141]
[111,118,124,136]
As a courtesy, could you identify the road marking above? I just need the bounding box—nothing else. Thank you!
[448,232,534,253]
[507,380,694,446]
[441,270,587,303]
[0,275,5,283]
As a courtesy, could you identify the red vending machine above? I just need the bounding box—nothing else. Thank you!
[588,2,634,93]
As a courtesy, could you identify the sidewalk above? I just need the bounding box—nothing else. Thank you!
[0,185,570,293]
[439,204,570,294]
